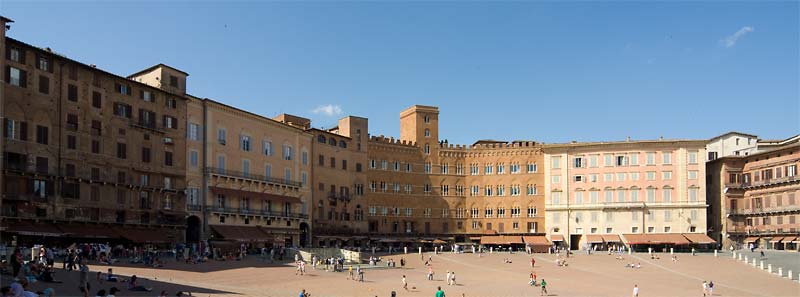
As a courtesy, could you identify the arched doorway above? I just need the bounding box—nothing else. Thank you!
[299,222,309,247]
[186,215,201,243]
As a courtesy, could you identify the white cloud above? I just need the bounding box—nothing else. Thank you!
[311,104,342,116]
[722,26,754,48]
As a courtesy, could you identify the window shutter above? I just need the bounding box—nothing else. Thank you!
[126,85,131,95]
[19,121,28,141]
[19,49,26,64]
[4,47,10,60]
[20,70,27,87]
[46,181,55,195]
[4,66,9,84]
[27,178,35,194]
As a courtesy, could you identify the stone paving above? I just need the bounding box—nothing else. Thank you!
[3,251,799,296]
[733,249,800,281]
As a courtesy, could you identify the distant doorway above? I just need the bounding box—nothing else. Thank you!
[299,222,309,247]
[186,215,201,243]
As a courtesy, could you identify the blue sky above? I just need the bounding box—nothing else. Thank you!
[3,1,798,144]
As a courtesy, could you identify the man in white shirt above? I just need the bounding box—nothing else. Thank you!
[632,284,639,297]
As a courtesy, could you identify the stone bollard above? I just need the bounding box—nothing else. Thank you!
[419,247,422,255]
[739,253,743,261]
[752,258,757,267]
[714,250,718,257]
[788,270,793,280]
[670,248,674,255]
[648,247,652,255]
[761,261,765,269]
[628,248,632,255]
[768,264,772,273]
[744,255,748,263]
[778,267,783,276]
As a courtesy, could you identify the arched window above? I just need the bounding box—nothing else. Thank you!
[339,140,347,148]
[317,135,326,143]
[328,137,336,146]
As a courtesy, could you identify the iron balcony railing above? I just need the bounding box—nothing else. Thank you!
[728,176,798,189]
[210,205,308,219]
[204,167,302,187]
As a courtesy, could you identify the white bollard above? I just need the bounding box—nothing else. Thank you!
[752,258,757,267]
[788,270,793,280]
[670,248,674,255]
[714,250,718,257]
[648,247,652,255]
[778,267,783,276]
[761,261,765,269]
[739,253,743,261]
[768,264,772,273]
[419,247,422,255]
[490,247,493,254]
[628,248,632,255]
[744,255,748,263]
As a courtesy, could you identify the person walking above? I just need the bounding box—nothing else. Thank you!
[702,281,708,297]
[402,275,408,291]
[446,271,451,285]
[632,284,639,297]
[450,271,456,286]
[540,279,548,296]
[531,258,536,268]
[435,286,446,297]
[428,267,434,281]
[529,272,535,286]
[348,265,354,280]
[708,281,714,296]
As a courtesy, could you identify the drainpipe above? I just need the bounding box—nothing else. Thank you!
[201,99,208,241]
[565,150,571,250]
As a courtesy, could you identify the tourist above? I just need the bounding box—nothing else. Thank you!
[402,275,408,291]
[446,271,451,285]
[531,258,536,268]
[358,267,364,282]
[79,262,90,297]
[401,258,406,267]
[709,281,714,296]
[10,249,22,278]
[299,289,310,297]
[106,268,121,282]
[435,286,445,297]
[702,281,708,297]
[108,287,120,297]
[348,265,354,280]
[540,279,548,296]
[96,289,107,297]
[450,271,456,286]
[529,272,535,286]
[632,284,639,297]
[128,275,152,292]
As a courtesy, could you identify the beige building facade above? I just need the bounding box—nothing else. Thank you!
[185,99,313,247]
[544,140,708,250]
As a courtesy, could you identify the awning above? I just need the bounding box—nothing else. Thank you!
[58,224,120,239]
[210,225,273,242]
[377,238,398,243]
[483,230,499,235]
[744,236,759,243]
[601,234,621,242]
[469,236,482,241]
[113,227,172,244]
[480,235,523,245]
[782,237,796,243]
[432,239,447,244]
[682,233,716,244]
[769,237,784,243]
[522,236,550,246]
[209,186,301,203]
[585,234,604,243]
[622,233,691,245]
[550,234,565,242]
[2,221,64,237]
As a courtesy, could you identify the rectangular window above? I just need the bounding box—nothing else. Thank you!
[67,84,78,101]
[662,152,672,164]
[165,151,173,166]
[66,135,76,149]
[688,151,698,164]
[141,90,154,102]
[663,189,672,203]
[141,147,151,163]
[589,155,598,167]
[163,116,178,129]
[647,188,655,203]
[688,170,698,180]
[38,75,49,94]
[240,135,251,151]
[91,140,100,154]
[116,142,127,159]
[113,103,132,118]
[7,47,23,62]
[616,155,627,166]
[646,152,655,165]
[604,154,614,167]
[283,145,293,160]
[6,66,26,87]
[263,140,273,156]
[646,171,656,181]
[629,153,639,165]
[190,150,199,168]
[188,123,199,141]
[35,125,48,145]
[265,164,272,178]
[217,128,227,145]
[662,171,672,180]
[551,156,561,169]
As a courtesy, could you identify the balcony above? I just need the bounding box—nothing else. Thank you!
[730,176,799,189]
[129,119,164,134]
[728,204,800,216]
[204,167,302,188]
[327,192,351,202]
[210,205,308,219]
[187,204,202,212]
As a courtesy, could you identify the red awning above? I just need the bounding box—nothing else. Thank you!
[623,233,691,245]
[210,225,273,242]
[112,227,172,244]
[522,236,550,246]
[769,237,784,243]
[585,234,604,243]
[2,221,64,237]
[58,224,120,239]
[549,234,565,242]
[744,236,759,243]
[601,234,622,243]
[682,233,716,244]
[481,235,523,245]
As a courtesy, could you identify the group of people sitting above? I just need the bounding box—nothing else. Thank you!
[624,262,642,269]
